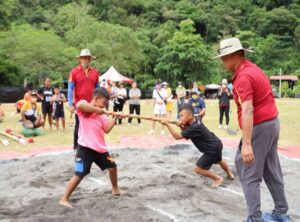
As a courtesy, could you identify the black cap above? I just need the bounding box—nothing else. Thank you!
[93,87,110,100]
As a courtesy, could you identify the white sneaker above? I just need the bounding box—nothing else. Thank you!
[148,130,154,135]
[218,125,222,129]
[224,125,228,129]
[161,130,166,135]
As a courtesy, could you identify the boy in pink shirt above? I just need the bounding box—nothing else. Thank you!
[59,88,125,208]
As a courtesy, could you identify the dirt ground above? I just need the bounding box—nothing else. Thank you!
[0,145,299,222]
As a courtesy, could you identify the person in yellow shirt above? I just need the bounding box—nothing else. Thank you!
[21,91,44,129]
[162,82,173,120]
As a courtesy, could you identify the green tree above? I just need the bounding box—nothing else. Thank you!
[0,24,77,86]
[154,19,216,84]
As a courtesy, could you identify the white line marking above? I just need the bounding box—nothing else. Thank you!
[146,205,179,221]
[34,150,73,157]
[88,177,106,186]
[279,154,300,163]
[219,187,244,197]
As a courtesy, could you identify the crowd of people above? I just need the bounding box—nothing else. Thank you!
[12,78,67,132]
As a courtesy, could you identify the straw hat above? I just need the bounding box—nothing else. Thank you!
[76,49,96,59]
[213,37,253,59]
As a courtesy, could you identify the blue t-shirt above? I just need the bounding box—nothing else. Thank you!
[188,98,206,115]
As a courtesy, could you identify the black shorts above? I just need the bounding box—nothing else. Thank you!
[53,110,65,119]
[42,103,52,115]
[74,145,117,178]
[196,145,223,170]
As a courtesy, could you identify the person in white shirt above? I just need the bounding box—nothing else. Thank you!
[113,82,127,125]
[148,81,167,135]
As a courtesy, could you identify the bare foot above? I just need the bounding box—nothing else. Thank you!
[112,188,126,196]
[59,199,73,208]
[227,172,235,180]
[211,176,224,188]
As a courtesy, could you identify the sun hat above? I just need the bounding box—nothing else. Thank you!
[221,79,228,85]
[162,82,168,85]
[191,89,199,95]
[76,49,96,59]
[213,37,253,59]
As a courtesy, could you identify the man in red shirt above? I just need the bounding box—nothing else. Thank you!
[68,49,100,149]
[214,38,289,222]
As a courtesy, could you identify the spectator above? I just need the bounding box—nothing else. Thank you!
[176,82,186,119]
[148,81,167,135]
[37,77,54,129]
[218,79,231,129]
[162,82,173,120]
[128,82,141,124]
[68,48,100,149]
[113,82,127,125]
[21,91,44,129]
[51,85,67,131]
[0,101,5,123]
[110,81,118,108]
[188,90,206,121]
[191,81,200,94]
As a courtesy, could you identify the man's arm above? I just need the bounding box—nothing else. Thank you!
[241,100,254,164]
[76,101,105,115]
[68,82,75,107]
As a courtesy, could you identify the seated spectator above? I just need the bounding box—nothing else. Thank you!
[21,91,44,129]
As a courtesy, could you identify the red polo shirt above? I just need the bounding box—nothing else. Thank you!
[232,59,278,129]
[68,65,100,104]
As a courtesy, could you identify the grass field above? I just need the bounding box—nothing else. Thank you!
[0,99,299,153]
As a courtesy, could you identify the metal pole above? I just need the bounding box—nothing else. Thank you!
[279,68,282,98]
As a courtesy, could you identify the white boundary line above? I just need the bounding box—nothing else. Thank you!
[88,177,106,186]
[279,153,300,163]
[219,187,244,197]
[146,205,179,221]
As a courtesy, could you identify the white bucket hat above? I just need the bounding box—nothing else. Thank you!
[76,49,96,59]
[213,37,253,59]
[221,79,228,85]
[162,81,168,85]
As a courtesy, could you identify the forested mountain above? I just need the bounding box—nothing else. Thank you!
[0,0,299,88]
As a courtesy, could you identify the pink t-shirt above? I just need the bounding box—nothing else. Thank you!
[77,101,109,153]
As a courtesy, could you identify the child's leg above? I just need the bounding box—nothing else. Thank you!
[48,112,53,129]
[34,117,44,128]
[61,118,65,131]
[194,166,223,188]
[42,113,47,128]
[55,117,59,130]
[196,154,224,187]
[107,168,124,195]
[59,175,82,208]
[218,160,234,180]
